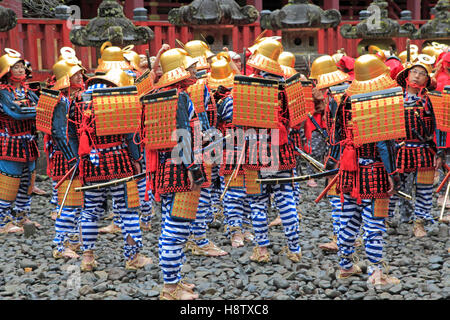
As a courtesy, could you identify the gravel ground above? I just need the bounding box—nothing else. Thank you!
[0,174,448,300]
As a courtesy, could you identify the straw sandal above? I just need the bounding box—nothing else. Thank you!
[190,241,228,257]
[367,269,400,287]
[319,236,338,252]
[337,265,362,279]
[80,250,98,272]
[281,246,302,262]
[269,216,282,227]
[0,222,23,234]
[125,253,153,270]
[159,283,198,300]
[99,222,121,234]
[413,220,426,238]
[250,246,270,263]
[231,232,244,248]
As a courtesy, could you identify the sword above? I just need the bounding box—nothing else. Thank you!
[242,47,247,75]
[289,137,325,172]
[314,174,339,203]
[55,163,78,190]
[76,135,230,192]
[406,39,411,63]
[220,140,246,201]
[256,168,339,185]
[307,112,329,143]
[439,181,450,222]
[437,170,450,193]
[57,161,79,219]
[75,172,146,192]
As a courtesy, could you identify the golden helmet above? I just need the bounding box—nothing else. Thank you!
[52,57,85,90]
[58,47,78,62]
[86,68,134,88]
[155,48,192,89]
[183,40,215,70]
[396,53,435,89]
[123,45,142,73]
[247,30,282,55]
[309,55,349,89]
[247,38,284,76]
[0,48,25,79]
[421,45,443,60]
[96,41,131,73]
[346,54,396,96]
[278,51,296,68]
[207,54,234,90]
[368,45,387,62]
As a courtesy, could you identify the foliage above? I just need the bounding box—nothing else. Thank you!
[23,0,72,18]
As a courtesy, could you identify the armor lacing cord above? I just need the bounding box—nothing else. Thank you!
[227,225,242,234]
[368,259,390,275]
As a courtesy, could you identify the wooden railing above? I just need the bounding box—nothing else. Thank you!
[0,18,427,82]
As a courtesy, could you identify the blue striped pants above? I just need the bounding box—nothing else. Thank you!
[80,184,143,259]
[189,187,211,247]
[337,194,386,274]
[250,171,301,253]
[223,187,252,236]
[388,183,434,223]
[137,176,154,224]
[159,193,191,284]
[50,180,58,206]
[328,195,341,236]
[0,166,33,227]
[53,206,81,252]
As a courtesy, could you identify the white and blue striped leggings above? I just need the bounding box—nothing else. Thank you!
[137,177,154,224]
[189,187,211,247]
[159,193,191,284]
[0,167,32,227]
[337,194,386,274]
[388,180,435,223]
[328,195,341,236]
[80,184,143,259]
[54,206,81,252]
[223,187,252,236]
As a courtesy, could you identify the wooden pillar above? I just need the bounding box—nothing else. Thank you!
[407,0,421,20]
[123,0,144,19]
[323,0,339,11]
[247,0,263,11]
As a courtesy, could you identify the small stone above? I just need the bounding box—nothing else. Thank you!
[428,255,443,264]
[108,268,127,281]
[325,289,340,298]
[79,285,94,296]
[389,284,403,294]
[273,277,290,290]
[379,292,392,300]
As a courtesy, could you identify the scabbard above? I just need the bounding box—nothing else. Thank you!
[314,174,339,203]
[75,172,146,192]
[437,171,450,193]
[256,168,339,185]
[55,163,77,190]
[307,112,329,142]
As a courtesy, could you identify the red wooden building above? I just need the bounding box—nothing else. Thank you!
[0,0,437,81]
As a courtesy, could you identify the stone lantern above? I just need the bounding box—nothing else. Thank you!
[70,0,154,48]
[168,0,259,52]
[413,0,450,46]
[0,1,17,32]
[340,0,417,55]
[259,0,341,74]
